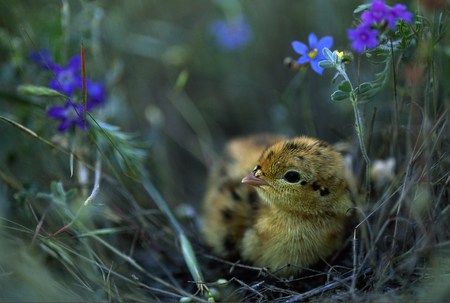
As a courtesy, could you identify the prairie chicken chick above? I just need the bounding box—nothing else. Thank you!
[202,135,353,276]
[201,134,286,258]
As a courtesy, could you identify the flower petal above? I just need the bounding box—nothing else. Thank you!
[369,0,390,23]
[51,64,62,73]
[75,119,88,130]
[67,55,81,70]
[47,105,67,119]
[49,79,61,93]
[292,41,308,55]
[210,16,252,51]
[308,33,318,48]
[310,60,324,75]
[57,119,72,132]
[361,11,373,25]
[29,49,55,70]
[315,53,326,62]
[87,80,106,105]
[296,55,310,64]
[317,36,334,50]
[351,41,365,54]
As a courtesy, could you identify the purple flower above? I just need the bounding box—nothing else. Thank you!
[49,55,81,96]
[360,0,413,29]
[29,49,55,70]
[386,4,413,29]
[210,16,252,51]
[348,25,379,53]
[84,80,106,110]
[361,0,390,25]
[291,32,334,75]
[347,1,414,53]
[28,50,108,132]
[47,101,87,132]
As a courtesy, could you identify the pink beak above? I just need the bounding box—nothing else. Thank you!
[242,173,269,187]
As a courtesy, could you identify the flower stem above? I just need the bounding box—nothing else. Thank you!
[350,90,371,198]
[339,68,371,197]
[331,50,372,198]
[350,93,369,163]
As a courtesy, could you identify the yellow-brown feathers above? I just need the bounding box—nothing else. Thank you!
[201,134,286,258]
[202,135,353,275]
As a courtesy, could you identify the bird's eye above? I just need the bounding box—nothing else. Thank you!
[283,171,301,183]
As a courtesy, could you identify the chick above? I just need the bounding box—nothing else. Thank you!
[201,134,286,258]
[202,135,353,276]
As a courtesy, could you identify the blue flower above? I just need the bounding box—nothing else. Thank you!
[348,25,379,53]
[210,16,252,51]
[291,33,334,75]
[49,55,82,96]
[47,101,87,132]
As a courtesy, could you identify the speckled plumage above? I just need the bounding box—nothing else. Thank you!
[201,135,353,276]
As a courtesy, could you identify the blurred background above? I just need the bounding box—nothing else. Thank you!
[0,0,368,204]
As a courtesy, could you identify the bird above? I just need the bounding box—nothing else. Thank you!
[201,134,353,276]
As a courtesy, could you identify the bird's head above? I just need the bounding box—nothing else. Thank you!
[241,136,350,214]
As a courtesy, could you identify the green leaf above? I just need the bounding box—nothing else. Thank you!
[43,240,75,267]
[318,60,334,69]
[180,234,205,289]
[95,120,120,132]
[17,85,67,98]
[91,119,147,178]
[322,47,334,61]
[331,90,350,101]
[356,82,372,94]
[354,3,371,14]
[331,72,340,84]
[76,227,130,238]
[44,181,70,205]
[175,69,189,92]
[337,80,352,93]
[69,131,75,178]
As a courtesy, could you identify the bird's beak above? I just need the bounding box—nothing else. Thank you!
[242,173,269,187]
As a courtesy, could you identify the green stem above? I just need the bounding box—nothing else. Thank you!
[390,40,399,156]
[337,66,371,197]
[350,91,371,198]
[350,93,370,164]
